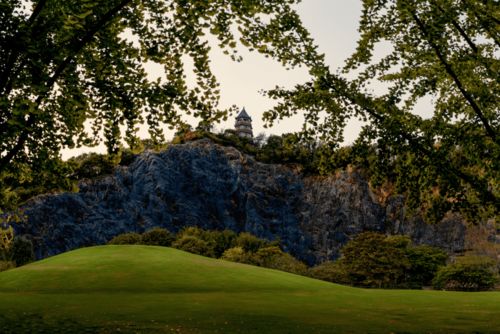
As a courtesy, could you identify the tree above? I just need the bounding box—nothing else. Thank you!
[432,255,498,291]
[0,0,321,205]
[264,0,499,220]
[337,232,411,288]
[322,232,448,288]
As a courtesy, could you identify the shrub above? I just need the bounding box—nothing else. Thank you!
[252,247,307,275]
[10,236,34,266]
[175,227,237,258]
[172,235,209,256]
[203,230,237,258]
[332,232,450,288]
[309,261,349,284]
[71,153,118,179]
[339,232,411,288]
[141,228,175,247]
[108,232,142,245]
[221,247,249,263]
[176,226,205,239]
[222,245,307,275]
[406,245,448,287]
[432,256,498,291]
[0,225,14,261]
[0,261,15,272]
[233,232,270,253]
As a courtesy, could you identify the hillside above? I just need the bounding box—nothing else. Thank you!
[14,139,473,264]
[0,246,498,333]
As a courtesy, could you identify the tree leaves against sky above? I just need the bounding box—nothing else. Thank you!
[264,0,499,221]
[0,0,321,173]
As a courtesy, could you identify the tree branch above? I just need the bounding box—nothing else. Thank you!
[460,0,500,48]
[409,9,498,145]
[0,0,48,93]
[430,0,499,83]
[0,0,134,169]
[321,74,499,205]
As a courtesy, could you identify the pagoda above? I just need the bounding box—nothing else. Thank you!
[235,107,253,139]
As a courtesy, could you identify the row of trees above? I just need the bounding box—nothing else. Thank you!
[108,227,499,291]
[310,232,498,291]
[3,223,496,291]
[108,227,308,275]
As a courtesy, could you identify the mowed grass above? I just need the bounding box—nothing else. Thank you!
[0,246,498,333]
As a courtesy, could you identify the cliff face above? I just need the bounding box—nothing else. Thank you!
[16,139,468,264]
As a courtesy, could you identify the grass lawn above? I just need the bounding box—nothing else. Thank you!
[0,245,498,333]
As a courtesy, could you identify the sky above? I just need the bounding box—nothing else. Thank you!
[62,1,365,158]
[208,0,365,137]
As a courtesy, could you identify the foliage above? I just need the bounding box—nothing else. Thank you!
[171,235,209,256]
[141,228,175,247]
[0,260,15,272]
[233,232,274,253]
[107,232,142,245]
[10,236,35,266]
[308,261,349,285]
[172,228,305,274]
[250,246,308,275]
[432,255,498,291]
[406,245,448,287]
[332,232,449,288]
[203,229,237,258]
[337,232,411,288]
[221,241,306,275]
[221,246,249,263]
[264,0,500,221]
[0,0,320,209]
[0,225,14,261]
[108,228,177,247]
[68,153,120,180]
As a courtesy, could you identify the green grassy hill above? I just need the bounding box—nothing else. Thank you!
[0,246,498,333]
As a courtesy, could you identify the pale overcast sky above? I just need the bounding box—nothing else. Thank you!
[209,0,365,137]
[62,1,365,158]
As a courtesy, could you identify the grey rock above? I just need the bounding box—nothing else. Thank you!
[14,139,470,264]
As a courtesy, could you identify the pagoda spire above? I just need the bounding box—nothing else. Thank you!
[235,107,253,139]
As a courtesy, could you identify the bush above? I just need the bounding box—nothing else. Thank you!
[309,261,349,284]
[233,232,271,253]
[406,245,448,287]
[432,256,498,291]
[70,153,118,180]
[108,232,142,245]
[221,247,249,263]
[222,245,307,275]
[0,261,15,272]
[141,228,175,247]
[331,232,450,288]
[172,235,209,256]
[339,232,411,288]
[203,230,237,258]
[175,227,237,258]
[176,226,205,239]
[10,236,34,266]
[253,247,307,275]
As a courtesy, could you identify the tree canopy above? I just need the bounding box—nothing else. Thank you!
[264,0,499,220]
[0,0,320,175]
[1,0,498,221]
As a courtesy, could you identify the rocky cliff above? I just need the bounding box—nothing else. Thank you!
[15,139,468,264]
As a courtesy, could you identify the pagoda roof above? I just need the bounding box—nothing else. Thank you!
[236,107,251,120]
